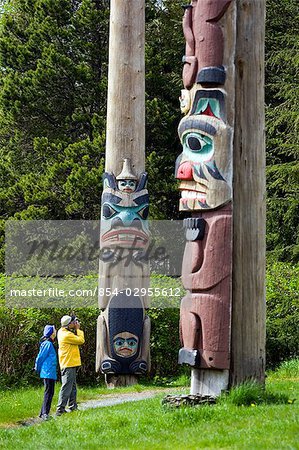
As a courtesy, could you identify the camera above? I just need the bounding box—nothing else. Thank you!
[71,315,80,325]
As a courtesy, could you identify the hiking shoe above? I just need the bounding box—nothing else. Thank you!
[40,414,51,421]
[55,410,68,416]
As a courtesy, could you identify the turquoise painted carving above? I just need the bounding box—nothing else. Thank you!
[97,159,151,377]
[100,161,149,249]
[175,89,232,210]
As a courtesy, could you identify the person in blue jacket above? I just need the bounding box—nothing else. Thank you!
[35,325,57,420]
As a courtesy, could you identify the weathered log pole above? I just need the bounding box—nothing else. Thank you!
[176,0,265,396]
[105,0,145,177]
[96,0,150,387]
[230,0,266,386]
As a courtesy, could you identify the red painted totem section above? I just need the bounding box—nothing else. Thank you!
[180,204,232,369]
[183,0,232,89]
[177,1,233,373]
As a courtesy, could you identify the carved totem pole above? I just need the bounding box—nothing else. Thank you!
[96,0,150,386]
[176,0,266,395]
[175,0,235,396]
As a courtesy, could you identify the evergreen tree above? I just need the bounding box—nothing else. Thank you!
[265,0,299,261]
[145,0,183,219]
[0,0,109,224]
[0,0,298,270]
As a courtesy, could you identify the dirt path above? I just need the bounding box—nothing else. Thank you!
[13,388,181,428]
[79,388,178,410]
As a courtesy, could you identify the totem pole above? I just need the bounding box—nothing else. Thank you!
[175,0,234,397]
[176,0,266,396]
[96,0,150,386]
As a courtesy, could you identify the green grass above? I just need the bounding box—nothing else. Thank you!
[0,360,298,449]
[218,380,291,407]
[0,383,164,427]
[267,358,299,380]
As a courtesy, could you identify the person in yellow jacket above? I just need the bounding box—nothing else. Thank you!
[56,315,85,416]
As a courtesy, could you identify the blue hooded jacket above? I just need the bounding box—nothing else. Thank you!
[35,339,57,380]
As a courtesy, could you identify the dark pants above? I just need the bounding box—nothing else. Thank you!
[56,367,78,413]
[40,378,55,416]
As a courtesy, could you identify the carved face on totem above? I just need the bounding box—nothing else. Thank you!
[180,89,191,115]
[175,89,232,211]
[108,294,144,369]
[113,332,139,357]
[117,179,137,193]
[101,171,149,248]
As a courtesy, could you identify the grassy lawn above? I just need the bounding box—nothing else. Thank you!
[0,361,298,449]
[0,383,167,427]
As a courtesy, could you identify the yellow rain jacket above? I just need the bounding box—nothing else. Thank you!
[57,327,85,369]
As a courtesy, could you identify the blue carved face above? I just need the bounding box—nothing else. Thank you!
[100,172,149,248]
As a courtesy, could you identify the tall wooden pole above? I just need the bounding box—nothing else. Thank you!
[96,0,150,387]
[105,0,145,177]
[175,0,265,397]
[230,0,266,385]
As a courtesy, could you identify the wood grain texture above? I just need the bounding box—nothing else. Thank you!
[230,0,266,385]
[106,374,138,388]
[105,0,145,177]
[191,369,229,396]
